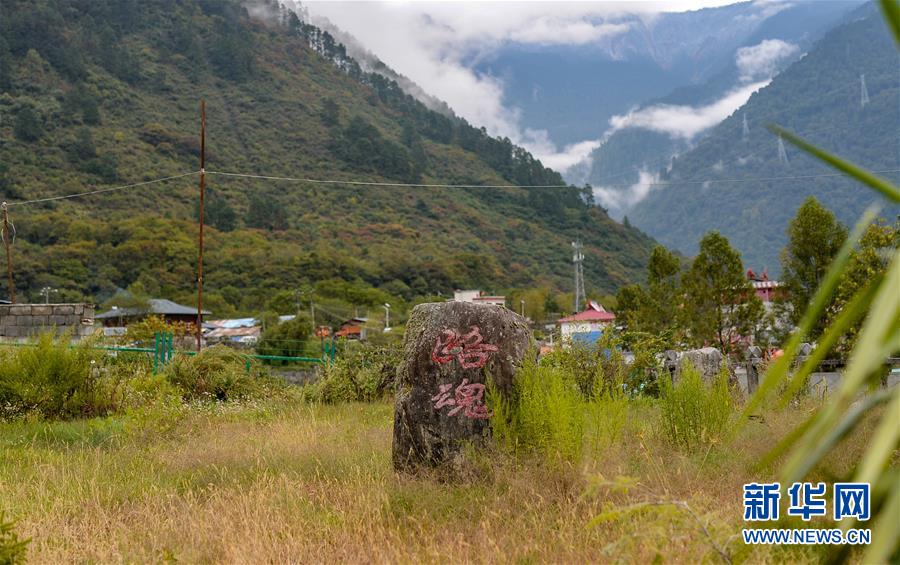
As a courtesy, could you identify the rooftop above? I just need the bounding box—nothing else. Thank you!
[96,298,210,320]
[557,301,616,324]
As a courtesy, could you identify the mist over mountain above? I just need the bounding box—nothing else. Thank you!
[475,1,858,149]
[627,1,900,272]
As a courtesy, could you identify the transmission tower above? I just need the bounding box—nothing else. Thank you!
[777,135,789,164]
[572,240,586,313]
[742,113,750,139]
[860,74,869,108]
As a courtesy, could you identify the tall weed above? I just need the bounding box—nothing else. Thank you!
[489,357,585,465]
[587,383,629,451]
[658,360,732,452]
[304,343,401,403]
[0,333,113,419]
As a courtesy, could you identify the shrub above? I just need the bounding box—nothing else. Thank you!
[490,357,585,465]
[304,342,400,403]
[0,512,28,565]
[0,333,113,420]
[164,346,278,401]
[658,359,732,452]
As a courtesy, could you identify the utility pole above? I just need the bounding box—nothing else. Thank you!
[520,299,525,318]
[196,99,206,351]
[383,303,391,331]
[1,202,14,304]
[572,240,586,313]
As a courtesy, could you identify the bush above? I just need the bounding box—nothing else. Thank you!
[658,360,732,452]
[587,379,628,452]
[304,343,401,403]
[0,512,28,565]
[164,346,278,401]
[0,334,114,420]
[490,357,585,465]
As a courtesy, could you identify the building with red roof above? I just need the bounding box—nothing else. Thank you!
[556,300,616,346]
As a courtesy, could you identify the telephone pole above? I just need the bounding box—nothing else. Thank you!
[2,202,15,304]
[196,99,206,351]
[572,240,586,313]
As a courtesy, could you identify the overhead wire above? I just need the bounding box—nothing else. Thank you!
[5,171,200,207]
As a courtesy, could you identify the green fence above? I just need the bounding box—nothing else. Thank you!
[1,331,331,374]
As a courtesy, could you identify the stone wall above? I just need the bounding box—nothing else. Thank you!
[0,303,95,339]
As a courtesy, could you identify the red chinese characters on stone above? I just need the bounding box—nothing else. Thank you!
[431,326,499,369]
[431,378,491,419]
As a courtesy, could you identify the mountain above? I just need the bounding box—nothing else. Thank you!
[627,2,900,271]
[475,1,859,148]
[584,0,864,207]
[0,0,654,317]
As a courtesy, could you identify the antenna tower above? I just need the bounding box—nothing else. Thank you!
[572,240,586,313]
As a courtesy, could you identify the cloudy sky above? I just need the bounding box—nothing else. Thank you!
[301,1,784,175]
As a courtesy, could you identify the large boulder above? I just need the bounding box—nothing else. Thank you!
[392,301,532,471]
[665,347,725,384]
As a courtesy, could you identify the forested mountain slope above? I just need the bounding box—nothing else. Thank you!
[628,2,899,271]
[0,0,654,316]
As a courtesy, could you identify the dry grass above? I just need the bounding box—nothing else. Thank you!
[0,397,879,564]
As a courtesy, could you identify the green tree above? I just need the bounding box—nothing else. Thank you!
[614,245,681,338]
[195,188,236,232]
[67,127,97,162]
[256,312,313,359]
[682,231,763,354]
[778,196,847,335]
[321,97,340,127]
[827,219,898,354]
[246,191,288,231]
[13,105,42,142]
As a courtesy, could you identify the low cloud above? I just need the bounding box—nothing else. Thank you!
[299,2,732,174]
[509,18,630,45]
[521,129,603,174]
[608,80,769,140]
[593,169,661,217]
[736,39,799,82]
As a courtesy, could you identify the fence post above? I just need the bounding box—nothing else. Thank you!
[153,331,160,374]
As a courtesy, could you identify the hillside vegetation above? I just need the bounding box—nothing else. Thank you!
[628,2,899,270]
[0,0,654,317]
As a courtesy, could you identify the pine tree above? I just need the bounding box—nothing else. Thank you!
[683,231,763,353]
[778,196,847,336]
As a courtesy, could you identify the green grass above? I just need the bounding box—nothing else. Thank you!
[0,396,880,563]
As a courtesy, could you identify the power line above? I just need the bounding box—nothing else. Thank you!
[209,168,900,191]
[205,170,569,189]
[5,172,200,207]
[640,169,899,189]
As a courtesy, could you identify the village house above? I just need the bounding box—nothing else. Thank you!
[452,289,506,307]
[556,300,616,346]
[334,317,368,340]
[746,268,782,307]
[96,298,210,327]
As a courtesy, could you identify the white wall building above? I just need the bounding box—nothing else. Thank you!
[453,289,506,307]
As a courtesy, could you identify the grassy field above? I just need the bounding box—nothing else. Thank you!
[0,396,876,563]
